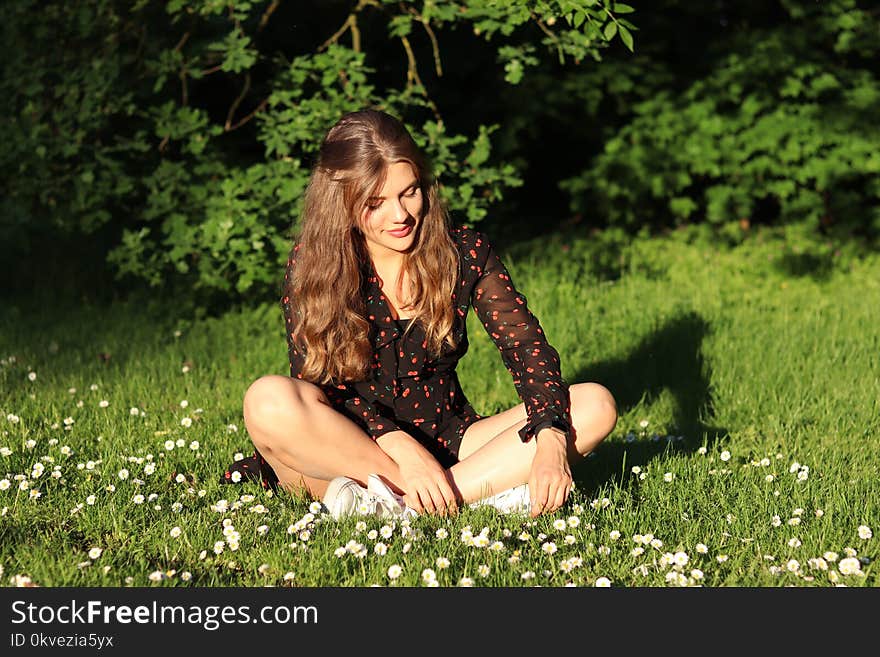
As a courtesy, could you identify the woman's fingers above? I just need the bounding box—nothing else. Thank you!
[548,481,568,514]
[530,476,549,517]
[403,493,424,515]
[438,479,459,515]
[531,474,572,516]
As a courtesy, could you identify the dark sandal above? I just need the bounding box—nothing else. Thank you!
[220,449,279,491]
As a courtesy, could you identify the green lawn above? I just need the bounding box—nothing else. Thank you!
[1,223,878,587]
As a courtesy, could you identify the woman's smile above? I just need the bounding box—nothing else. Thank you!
[360,160,423,259]
[386,224,413,239]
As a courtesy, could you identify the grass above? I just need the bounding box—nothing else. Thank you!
[1,222,878,587]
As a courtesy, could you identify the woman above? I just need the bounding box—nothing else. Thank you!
[223,109,617,519]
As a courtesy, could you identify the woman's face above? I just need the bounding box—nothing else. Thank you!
[359,161,423,261]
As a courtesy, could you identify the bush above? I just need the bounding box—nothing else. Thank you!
[560,0,880,241]
[1,0,634,302]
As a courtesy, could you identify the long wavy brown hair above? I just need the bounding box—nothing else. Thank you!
[287,109,459,384]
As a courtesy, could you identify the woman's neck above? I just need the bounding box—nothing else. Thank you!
[367,248,406,274]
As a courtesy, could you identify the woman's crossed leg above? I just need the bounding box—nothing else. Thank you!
[242,376,617,514]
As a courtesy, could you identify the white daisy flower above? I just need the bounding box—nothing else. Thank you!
[838,557,861,575]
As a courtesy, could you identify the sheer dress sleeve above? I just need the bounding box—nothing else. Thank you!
[280,247,402,440]
[469,233,572,443]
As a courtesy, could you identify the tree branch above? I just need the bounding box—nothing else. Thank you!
[399,35,442,124]
[319,0,378,52]
[532,14,564,65]
[174,31,191,52]
[227,97,269,132]
[174,31,192,106]
[318,14,354,51]
[258,0,280,32]
[399,34,418,85]
[225,72,252,131]
[420,17,443,77]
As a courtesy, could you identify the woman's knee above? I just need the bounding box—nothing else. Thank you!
[570,382,618,450]
[243,375,321,434]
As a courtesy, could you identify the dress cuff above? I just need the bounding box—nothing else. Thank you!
[518,415,571,443]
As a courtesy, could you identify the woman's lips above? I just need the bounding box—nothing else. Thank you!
[387,225,413,238]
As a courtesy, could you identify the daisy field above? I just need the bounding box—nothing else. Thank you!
[1,225,878,588]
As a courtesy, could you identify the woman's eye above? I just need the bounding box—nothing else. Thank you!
[366,202,381,211]
[405,187,419,197]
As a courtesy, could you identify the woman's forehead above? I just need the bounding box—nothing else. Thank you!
[371,161,418,198]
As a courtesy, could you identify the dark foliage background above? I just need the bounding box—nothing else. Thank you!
[2,0,877,311]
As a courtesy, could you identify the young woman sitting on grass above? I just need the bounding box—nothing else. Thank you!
[222,109,617,519]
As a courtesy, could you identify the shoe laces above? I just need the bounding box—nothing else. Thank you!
[359,474,412,518]
[357,491,402,517]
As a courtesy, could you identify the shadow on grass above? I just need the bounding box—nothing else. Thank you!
[774,251,834,281]
[570,311,728,493]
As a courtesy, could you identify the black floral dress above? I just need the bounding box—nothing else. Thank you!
[221,226,572,489]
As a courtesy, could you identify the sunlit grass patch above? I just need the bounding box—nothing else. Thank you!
[1,225,878,587]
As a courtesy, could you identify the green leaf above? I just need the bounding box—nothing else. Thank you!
[603,21,618,41]
[619,24,634,52]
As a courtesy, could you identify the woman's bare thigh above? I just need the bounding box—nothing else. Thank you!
[458,402,527,461]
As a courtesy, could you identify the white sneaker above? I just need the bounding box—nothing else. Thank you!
[468,483,531,515]
[322,474,419,520]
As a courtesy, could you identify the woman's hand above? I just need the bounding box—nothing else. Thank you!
[528,427,572,517]
[376,431,459,516]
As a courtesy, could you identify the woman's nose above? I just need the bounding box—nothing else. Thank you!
[392,198,409,221]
